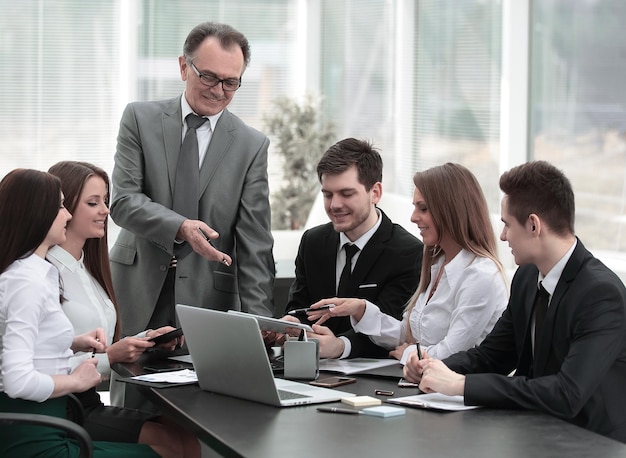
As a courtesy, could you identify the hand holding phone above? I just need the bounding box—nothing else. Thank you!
[148,328,183,345]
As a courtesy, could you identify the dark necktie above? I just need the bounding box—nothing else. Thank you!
[173,114,206,257]
[337,244,359,297]
[533,283,550,353]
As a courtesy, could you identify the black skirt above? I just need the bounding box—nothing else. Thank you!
[74,387,159,443]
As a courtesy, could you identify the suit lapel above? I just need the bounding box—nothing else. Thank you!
[199,110,235,197]
[533,239,586,375]
[319,227,340,296]
[517,280,539,376]
[163,97,184,195]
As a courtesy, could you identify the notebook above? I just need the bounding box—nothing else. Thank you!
[176,304,356,407]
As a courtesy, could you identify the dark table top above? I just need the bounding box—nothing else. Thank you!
[115,355,626,458]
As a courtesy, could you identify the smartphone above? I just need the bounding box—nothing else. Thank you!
[148,328,183,345]
[143,363,188,373]
[309,376,356,388]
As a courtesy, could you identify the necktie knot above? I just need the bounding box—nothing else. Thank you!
[337,244,359,297]
[344,243,359,261]
[186,113,207,130]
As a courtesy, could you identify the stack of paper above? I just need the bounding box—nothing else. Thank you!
[387,393,480,411]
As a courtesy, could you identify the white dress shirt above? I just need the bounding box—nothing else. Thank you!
[0,254,73,401]
[352,249,508,362]
[181,93,223,167]
[47,246,148,375]
[336,210,382,357]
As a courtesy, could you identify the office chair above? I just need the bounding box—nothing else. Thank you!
[0,394,93,458]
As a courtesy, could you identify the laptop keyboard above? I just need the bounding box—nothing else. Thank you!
[277,389,311,400]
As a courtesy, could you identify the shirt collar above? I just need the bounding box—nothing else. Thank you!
[435,248,475,289]
[47,245,83,273]
[339,208,382,250]
[181,93,223,132]
[537,239,577,296]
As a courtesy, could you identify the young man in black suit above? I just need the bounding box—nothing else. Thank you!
[404,160,626,442]
[282,138,423,358]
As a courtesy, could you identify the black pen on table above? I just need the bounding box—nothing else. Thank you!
[317,407,362,415]
[198,227,229,266]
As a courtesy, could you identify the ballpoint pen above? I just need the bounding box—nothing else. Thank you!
[197,227,230,266]
[92,337,99,358]
[416,341,423,360]
[287,304,335,315]
[317,407,362,415]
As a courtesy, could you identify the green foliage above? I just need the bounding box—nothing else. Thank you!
[264,95,335,229]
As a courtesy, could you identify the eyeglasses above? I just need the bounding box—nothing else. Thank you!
[189,61,241,92]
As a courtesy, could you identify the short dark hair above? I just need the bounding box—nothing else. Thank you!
[0,169,62,273]
[183,21,251,69]
[499,160,575,236]
[316,138,383,191]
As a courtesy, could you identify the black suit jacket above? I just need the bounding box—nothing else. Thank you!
[285,209,423,357]
[444,239,626,442]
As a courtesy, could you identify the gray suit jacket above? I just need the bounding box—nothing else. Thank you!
[110,96,274,336]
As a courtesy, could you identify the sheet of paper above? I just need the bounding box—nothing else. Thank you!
[132,368,198,384]
[318,357,400,375]
[387,393,480,411]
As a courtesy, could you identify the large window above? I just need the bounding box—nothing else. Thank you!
[2,0,626,281]
[530,0,626,275]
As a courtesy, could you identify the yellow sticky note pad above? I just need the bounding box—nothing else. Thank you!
[341,396,382,407]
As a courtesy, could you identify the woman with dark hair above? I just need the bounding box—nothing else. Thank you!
[47,161,199,457]
[0,168,159,457]
[309,163,509,361]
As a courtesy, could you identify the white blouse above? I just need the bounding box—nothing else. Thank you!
[46,246,147,375]
[0,254,74,402]
[47,246,117,375]
[353,249,508,361]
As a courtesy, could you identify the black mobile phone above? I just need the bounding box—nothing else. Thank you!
[309,376,356,388]
[148,328,183,345]
[143,363,188,373]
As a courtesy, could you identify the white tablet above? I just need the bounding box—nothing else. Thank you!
[227,310,313,333]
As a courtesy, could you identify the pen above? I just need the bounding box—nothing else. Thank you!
[197,227,229,266]
[317,407,362,415]
[416,341,423,360]
[287,304,335,315]
[92,338,99,358]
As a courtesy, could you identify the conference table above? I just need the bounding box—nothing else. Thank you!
[115,355,626,458]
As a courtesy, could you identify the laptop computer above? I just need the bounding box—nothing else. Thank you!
[176,304,356,407]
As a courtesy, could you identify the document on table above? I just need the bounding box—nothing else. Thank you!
[387,393,480,411]
[131,369,198,384]
[318,358,400,375]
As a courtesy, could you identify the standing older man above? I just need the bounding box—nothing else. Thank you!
[110,21,275,338]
